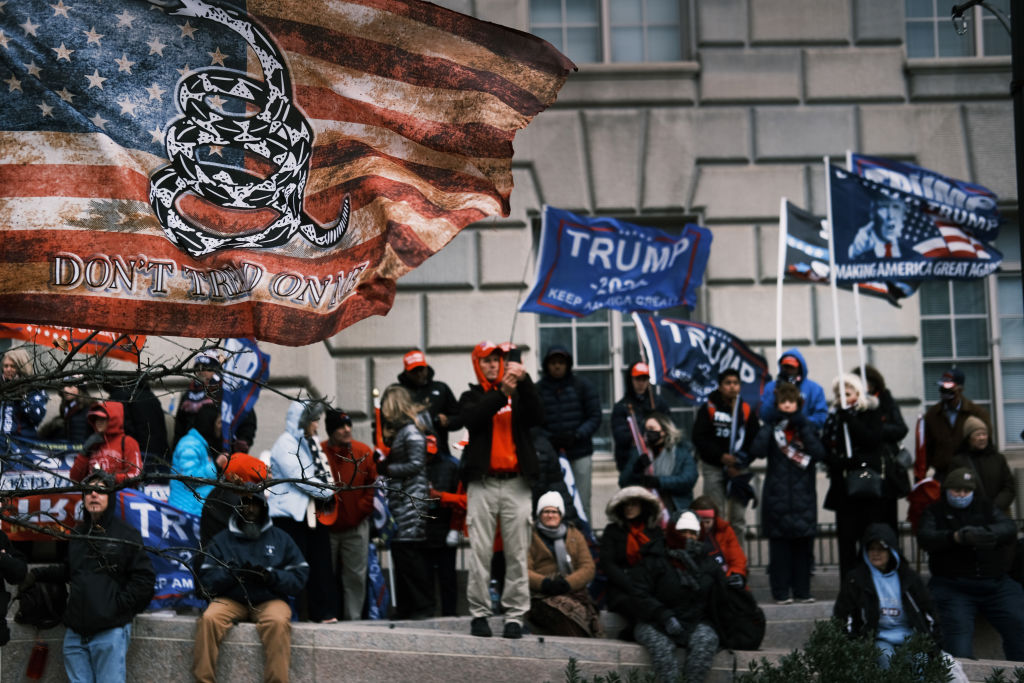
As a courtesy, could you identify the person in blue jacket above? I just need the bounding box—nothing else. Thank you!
[168,403,225,516]
[758,348,829,431]
[619,412,698,517]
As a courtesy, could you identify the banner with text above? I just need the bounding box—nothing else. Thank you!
[520,206,712,318]
[633,314,769,408]
[220,338,270,451]
[830,166,1002,283]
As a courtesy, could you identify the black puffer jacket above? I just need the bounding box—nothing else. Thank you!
[536,346,602,462]
[834,523,940,644]
[382,421,429,542]
[36,487,155,637]
[397,365,459,456]
[600,486,664,621]
[822,397,897,508]
[951,440,1016,513]
[692,389,758,467]
[631,535,718,643]
[751,412,825,539]
[918,490,1017,579]
[424,451,460,547]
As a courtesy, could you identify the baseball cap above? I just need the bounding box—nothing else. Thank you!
[631,362,650,378]
[937,368,965,389]
[403,350,427,371]
[780,356,801,368]
[945,467,977,491]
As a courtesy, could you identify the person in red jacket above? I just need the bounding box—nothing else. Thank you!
[69,402,143,485]
[691,495,748,586]
[320,408,378,621]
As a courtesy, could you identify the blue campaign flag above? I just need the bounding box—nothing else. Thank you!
[850,154,1001,242]
[633,314,769,408]
[830,165,1002,283]
[117,489,206,611]
[220,338,270,451]
[520,206,712,318]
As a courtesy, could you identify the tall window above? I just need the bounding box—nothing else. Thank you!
[905,0,1012,59]
[529,0,686,65]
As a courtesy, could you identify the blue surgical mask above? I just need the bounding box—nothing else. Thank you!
[946,490,974,509]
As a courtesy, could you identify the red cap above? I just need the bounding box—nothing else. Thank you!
[631,362,650,378]
[223,453,267,484]
[403,350,427,371]
[780,356,800,368]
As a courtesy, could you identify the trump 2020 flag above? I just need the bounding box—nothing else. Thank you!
[0,0,574,346]
[829,166,1002,283]
[220,338,269,451]
[850,154,1001,242]
[782,199,916,306]
[520,206,712,318]
[632,313,769,408]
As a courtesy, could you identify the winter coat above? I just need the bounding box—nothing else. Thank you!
[69,402,143,485]
[397,365,459,456]
[834,523,940,645]
[822,396,899,509]
[918,492,1017,579]
[174,378,257,451]
[630,536,718,643]
[530,428,578,524]
[536,346,603,462]
[36,489,155,637]
[199,494,309,606]
[105,380,170,460]
[692,390,758,467]
[758,349,829,430]
[60,397,93,445]
[528,524,595,592]
[701,516,747,578]
[875,388,909,454]
[381,421,428,542]
[268,402,334,522]
[751,411,825,539]
[169,427,218,516]
[456,376,544,483]
[611,388,670,471]
[950,441,1016,514]
[600,486,664,620]
[321,437,378,531]
[425,451,460,547]
[922,397,991,481]
[618,442,699,515]
[0,382,46,439]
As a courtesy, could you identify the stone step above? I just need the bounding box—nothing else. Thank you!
[3,615,1018,683]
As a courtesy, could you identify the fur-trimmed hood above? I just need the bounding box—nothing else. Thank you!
[605,486,663,528]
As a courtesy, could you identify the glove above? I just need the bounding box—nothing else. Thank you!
[540,578,555,594]
[633,454,652,474]
[960,526,997,548]
[726,573,746,589]
[551,576,571,595]
[241,562,272,586]
[445,529,461,547]
[639,475,660,490]
[663,616,684,637]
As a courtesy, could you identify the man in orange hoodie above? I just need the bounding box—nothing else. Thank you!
[455,341,543,639]
[321,408,378,621]
[69,402,143,485]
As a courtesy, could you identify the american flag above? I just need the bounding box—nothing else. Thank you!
[0,0,573,345]
[901,204,997,260]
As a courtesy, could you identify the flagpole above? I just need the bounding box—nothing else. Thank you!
[776,197,788,363]
[845,151,868,389]
[825,157,854,458]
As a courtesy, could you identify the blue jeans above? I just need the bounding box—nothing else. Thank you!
[929,575,1024,661]
[64,623,131,683]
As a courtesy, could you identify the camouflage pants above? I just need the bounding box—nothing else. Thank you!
[634,621,719,683]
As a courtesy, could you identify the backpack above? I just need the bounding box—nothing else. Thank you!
[14,580,67,630]
[706,573,765,650]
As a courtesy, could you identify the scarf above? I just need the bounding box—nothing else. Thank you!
[652,446,676,478]
[625,520,650,566]
[536,522,572,576]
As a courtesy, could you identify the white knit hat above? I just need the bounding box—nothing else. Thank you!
[675,511,700,533]
[536,491,565,517]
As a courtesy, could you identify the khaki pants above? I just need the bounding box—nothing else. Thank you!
[330,518,370,620]
[193,597,292,683]
[466,475,532,622]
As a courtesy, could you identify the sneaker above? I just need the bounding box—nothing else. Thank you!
[775,598,793,605]
[798,597,816,603]
[503,621,523,639]
[470,617,492,638]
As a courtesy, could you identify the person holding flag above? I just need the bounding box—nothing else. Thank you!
[618,412,698,518]
[611,363,670,472]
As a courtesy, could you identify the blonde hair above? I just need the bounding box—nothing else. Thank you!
[380,384,428,440]
[831,373,868,411]
[645,412,682,449]
[2,348,33,378]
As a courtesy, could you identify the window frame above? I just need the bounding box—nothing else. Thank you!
[905,0,1012,59]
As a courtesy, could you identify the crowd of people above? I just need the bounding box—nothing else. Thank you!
[1,341,1023,682]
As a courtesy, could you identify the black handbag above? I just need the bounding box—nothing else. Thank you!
[845,462,883,499]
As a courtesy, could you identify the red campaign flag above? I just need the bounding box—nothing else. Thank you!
[0,323,145,363]
[0,0,574,346]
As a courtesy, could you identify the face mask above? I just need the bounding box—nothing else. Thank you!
[644,430,663,446]
[946,491,973,509]
[783,374,801,385]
